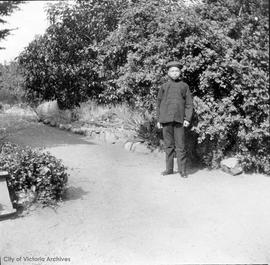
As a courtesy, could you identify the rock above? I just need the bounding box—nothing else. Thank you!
[131,142,151,154]
[230,166,243,176]
[130,142,138,152]
[86,129,93,136]
[77,128,84,135]
[124,141,133,151]
[71,127,86,135]
[220,157,243,176]
[71,127,80,134]
[36,100,60,120]
[104,131,118,144]
[64,124,72,131]
[59,124,65,130]
[50,120,56,127]
[80,127,90,136]
[43,119,50,124]
[84,129,92,136]
[221,157,238,168]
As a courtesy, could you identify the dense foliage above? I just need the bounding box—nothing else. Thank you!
[0,142,68,206]
[0,62,24,103]
[18,0,269,174]
[18,0,129,108]
[192,0,269,172]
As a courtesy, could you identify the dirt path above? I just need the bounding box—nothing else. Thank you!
[1,123,270,265]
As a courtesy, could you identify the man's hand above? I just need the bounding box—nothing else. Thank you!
[157,122,162,129]
[183,120,190,127]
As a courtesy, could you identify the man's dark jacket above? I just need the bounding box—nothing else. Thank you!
[156,79,193,124]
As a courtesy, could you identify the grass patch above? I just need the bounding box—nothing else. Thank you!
[0,103,38,143]
[72,100,161,146]
[74,100,150,130]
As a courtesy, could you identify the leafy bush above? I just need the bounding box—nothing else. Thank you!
[137,117,162,149]
[18,0,129,109]
[18,0,269,174]
[0,142,68,207]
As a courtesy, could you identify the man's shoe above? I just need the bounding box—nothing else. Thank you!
[161,170,174,176]
[179,171,188,178]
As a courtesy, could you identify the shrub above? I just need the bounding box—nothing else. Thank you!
[0,142,68,207]
[137,117,162,149]
[18,0,129,109]
[17,0,269,174]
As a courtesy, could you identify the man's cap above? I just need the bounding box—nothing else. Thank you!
[166,61,181,69]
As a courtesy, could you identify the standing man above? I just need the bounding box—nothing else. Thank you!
[156,61,193,178]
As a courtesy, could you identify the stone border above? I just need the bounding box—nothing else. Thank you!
[40,118,161,156]
[18,116,245,176]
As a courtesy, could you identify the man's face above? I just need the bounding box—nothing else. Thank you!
[168,66,180,80]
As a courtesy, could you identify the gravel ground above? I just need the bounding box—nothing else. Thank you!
[0,122,270,265]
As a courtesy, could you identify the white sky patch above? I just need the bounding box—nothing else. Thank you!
[0,1,57,64]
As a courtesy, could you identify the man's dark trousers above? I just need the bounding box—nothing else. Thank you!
[162,122,186,173]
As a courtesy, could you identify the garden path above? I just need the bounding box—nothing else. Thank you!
[1,123,270,265]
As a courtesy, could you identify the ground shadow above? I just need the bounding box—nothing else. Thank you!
[0,186,90,221]
[6,123,95,148]
[186,158,205,175]
[171,165,203,176]
[0,212,18,222]
[62,186,89,201]
[0,203,18,222]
